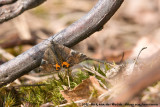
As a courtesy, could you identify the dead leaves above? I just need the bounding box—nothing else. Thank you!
[60,76,107,103]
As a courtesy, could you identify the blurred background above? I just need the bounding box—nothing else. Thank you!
[0,0,160,105]
[0,0,160,63]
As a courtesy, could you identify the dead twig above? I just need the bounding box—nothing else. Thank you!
[0,48,15,60]
[13,14,32,40]
[0,35,36,48]
[0,0,46,23]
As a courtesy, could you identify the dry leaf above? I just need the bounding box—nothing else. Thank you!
[60,76,107,103]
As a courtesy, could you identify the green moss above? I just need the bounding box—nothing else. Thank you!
[73,69,89,85]
[19,81,64,106]
[0,87,21,106]
[0,62,111,106]
[6,45,23,57]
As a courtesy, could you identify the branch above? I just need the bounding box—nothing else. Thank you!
[0,0,124,87]
[0,0,46,23]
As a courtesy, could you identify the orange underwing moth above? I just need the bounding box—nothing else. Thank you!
[40,41,92,73]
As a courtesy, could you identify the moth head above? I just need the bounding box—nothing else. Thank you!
[41,59,47,65]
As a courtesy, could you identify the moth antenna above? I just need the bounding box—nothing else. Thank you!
[51,35,58,44]
[118,52,124,64]
[37,37,47,40]
[135,47,147,64]
[85,57,111,64]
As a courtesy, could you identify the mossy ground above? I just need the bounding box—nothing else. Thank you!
[0,62,110,106]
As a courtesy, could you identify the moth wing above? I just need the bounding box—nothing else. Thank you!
[50,42,71,62]
[40,41,90,72]
[67,50,89,67]
[40,46,58,73]
[51,42,89,67]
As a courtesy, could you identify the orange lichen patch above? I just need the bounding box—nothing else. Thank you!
[62,62,70,68]
[55,64,61,71]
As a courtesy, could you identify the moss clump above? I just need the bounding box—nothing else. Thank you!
[0,61,111,106]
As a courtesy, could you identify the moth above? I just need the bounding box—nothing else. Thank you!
[40,41,93,72]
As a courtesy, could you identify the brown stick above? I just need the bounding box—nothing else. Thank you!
[0,0,16,5]
[0,0,124,87]
[0,36,36,48]
[0,0,46,23]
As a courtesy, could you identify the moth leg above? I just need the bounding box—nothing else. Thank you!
[65,68,72,89]
[62,61,70,88]
[67,74,70,89]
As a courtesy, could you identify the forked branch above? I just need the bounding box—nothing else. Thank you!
[0,0,124,87]
[0,0,46,23]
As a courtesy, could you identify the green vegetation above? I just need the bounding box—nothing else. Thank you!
[0,62,112,106]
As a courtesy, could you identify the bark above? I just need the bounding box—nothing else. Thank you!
[0,0,46,23]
